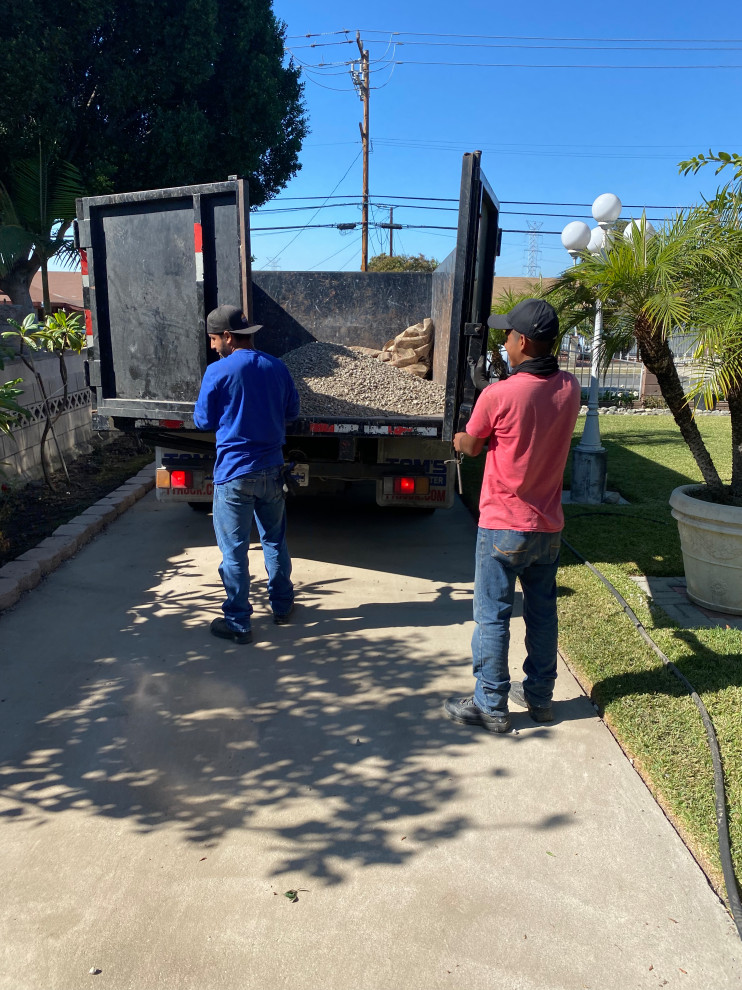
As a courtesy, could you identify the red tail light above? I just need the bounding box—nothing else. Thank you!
[171,470,192,488]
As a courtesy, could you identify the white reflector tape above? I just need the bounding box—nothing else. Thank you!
[364,425,438,437]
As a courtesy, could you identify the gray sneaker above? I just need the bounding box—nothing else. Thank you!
[509,681,553,722]
[443,696,511,733]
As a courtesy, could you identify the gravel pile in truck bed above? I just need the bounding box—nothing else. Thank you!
[282,342,445,418]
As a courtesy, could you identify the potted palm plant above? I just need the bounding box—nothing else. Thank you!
[554,155,742,614]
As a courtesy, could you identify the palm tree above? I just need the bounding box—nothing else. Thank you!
[0,145,83,315]
[681,182,742,494]
[553,208,742,500]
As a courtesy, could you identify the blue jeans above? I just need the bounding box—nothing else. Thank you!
[212,467,293,631]
[472,528,562,715]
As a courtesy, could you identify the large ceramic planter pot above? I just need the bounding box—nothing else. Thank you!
[669,484,742,615]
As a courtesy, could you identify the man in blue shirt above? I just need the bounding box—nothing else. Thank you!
[194,305,300,644]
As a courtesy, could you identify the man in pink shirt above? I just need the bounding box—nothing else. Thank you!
[444,299,581,733]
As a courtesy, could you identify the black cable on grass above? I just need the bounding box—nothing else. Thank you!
[561,535,742,939]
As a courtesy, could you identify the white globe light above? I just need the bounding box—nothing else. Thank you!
[592,193,622,226]
[587,227,605,255]
[561,220,591,254]
[623,217,656,242]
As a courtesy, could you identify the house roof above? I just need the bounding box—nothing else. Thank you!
[492,275,558,300]
[0,271,84,311]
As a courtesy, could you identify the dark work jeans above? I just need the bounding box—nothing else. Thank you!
[211,467,293,632]
[472,527,562,715]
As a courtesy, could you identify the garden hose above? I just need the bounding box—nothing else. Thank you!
[561,534,742,941]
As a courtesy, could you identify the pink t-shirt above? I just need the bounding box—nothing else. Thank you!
[466,370,581,532]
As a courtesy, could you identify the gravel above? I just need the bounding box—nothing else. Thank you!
[282,342,445,419]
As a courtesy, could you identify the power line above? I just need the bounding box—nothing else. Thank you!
[288,29,742,42]
[290,39,742,53]
[258,195,689,210]
[370,138,709,161]
[263,151,361,264]
[296,58,742,70]
[305,235,362,271]
[502,200,688,208]
[254,201,680,221]
[256,193,459,202]
[355,30,742,43]
[253,221,676,236]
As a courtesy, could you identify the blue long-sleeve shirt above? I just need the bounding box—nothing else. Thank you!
[193,349,300,484]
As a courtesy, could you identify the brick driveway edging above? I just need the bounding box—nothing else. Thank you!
[0,463,155,613]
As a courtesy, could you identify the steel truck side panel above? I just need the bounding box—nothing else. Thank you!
[77,154,500,442]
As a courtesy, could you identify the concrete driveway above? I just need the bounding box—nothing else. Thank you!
[1,491,740,989]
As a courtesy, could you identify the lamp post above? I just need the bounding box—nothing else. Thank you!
[561,193,622,504]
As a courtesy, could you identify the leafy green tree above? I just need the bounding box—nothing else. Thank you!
[0,0,307,303]
[679,150,742,181]
[368,253,439,273]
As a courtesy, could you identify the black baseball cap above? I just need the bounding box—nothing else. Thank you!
[206,305,262,335]
[487,299,559,342]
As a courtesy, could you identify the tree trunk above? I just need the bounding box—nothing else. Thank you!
[0,267,35,313]
[635,315,724,495]
[728,384,742,497]
[40,258,50,318]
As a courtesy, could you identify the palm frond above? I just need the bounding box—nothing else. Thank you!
[2,155,84,257]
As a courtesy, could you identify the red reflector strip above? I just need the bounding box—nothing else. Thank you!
[80,249,88,276]
[171,470,192,488]
[84,310,93,337]
[310,423,335,433]
[194,223,204,282]
[158,420,184,429]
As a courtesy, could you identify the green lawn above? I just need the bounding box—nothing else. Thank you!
[460,415,741,905]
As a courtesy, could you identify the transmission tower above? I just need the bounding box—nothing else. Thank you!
[523,221,543,277]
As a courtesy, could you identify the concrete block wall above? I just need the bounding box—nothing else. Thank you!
[1,349,93,484]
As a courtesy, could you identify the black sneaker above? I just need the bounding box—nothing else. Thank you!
[210,617,252,644]
[509,680,553,722]
[443,696,511,733]
[273,603,295,625]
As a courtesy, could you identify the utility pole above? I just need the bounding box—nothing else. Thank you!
[378,206,402,257]
[355,32,370,271]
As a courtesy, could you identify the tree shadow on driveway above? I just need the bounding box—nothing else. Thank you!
[0,494,584,887]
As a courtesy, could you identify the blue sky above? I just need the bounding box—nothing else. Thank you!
[249,0,741,278]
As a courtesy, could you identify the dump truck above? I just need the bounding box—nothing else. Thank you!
[75,151,501,509]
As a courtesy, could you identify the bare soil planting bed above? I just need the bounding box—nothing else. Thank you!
[0,434,154,567]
